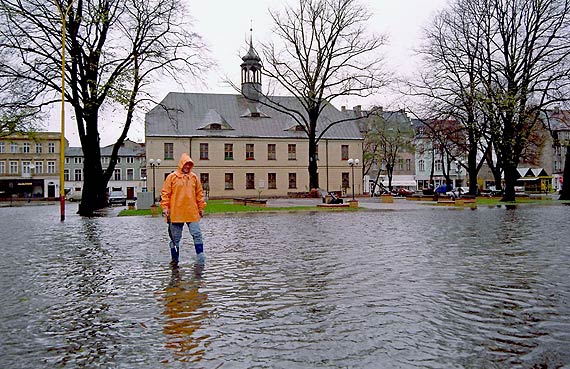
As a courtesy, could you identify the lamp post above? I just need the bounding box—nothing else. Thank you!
[148,159,161,204]
[455,160,462,187]
[348,158,359,201]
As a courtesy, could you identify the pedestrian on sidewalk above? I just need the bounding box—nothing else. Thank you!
[160,153,207,264]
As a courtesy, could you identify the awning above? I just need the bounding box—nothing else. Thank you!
[381,175,416,187]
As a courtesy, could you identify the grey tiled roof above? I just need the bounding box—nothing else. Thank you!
[145,93,363,140]
[65,139,145,157]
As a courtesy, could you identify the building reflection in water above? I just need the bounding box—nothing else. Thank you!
[160,263,209,364]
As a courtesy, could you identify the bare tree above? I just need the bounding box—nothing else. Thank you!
[0,0,207,215]
[362,110,415,192]
[409,0,494,196]
[480,0,570,201]
[241,0,387,190]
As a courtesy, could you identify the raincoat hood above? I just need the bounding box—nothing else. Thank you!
[177,153,194,174]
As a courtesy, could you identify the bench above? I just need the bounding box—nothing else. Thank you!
[233,198,268,206]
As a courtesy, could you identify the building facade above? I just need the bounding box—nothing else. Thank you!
[0,132,64,200]
[145,41,364,199]
[64,139,146,200]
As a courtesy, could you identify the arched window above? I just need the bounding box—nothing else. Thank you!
[435,159,442,172]
[418,160,425,172]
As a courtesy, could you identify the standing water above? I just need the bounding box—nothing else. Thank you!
[0,203,569,368]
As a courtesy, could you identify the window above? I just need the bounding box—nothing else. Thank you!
[114,168,121,181]
[267,144,276,160]
[48,142,55,153]
[10,161,18,174]
[74,157,82,164]
[288,173,297,189]
[101,157,109,164]
[398,158,404,170]
[23,142,30,153]
[268,173,277,189]
[10,143,18,153]
[36,143,42,154]
[288,144,296,160]
[0,142,4,153]
[126,157,134,164]
[22,161,31,174]
[0,161,4,174]
[246,173,255,189]
[224,144,233,160]
[74,169,82,181]
[246,144,254,160]
[64,169,70,181]
[406,159,411,171]
[555,161,561,171]
[164,143,174,160]
[140,168,147,179]
[35,162,42,174]
[116,157,121,164]
[418,160,425,172]
[225,173,234,190]
[126,168,134,181]
[200,143,209,160]
[341,145,349,160]
[435,159,442,172]
[200,173,209,190]
[47,161,55,173]
[65,158,70,164]
[342,172,350,189]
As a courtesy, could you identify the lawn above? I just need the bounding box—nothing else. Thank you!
[118,199,358,216]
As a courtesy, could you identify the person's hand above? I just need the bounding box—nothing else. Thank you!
[162,208,169,217]
[199,209,204,218]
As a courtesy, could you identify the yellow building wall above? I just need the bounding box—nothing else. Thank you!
[146,136,363,198]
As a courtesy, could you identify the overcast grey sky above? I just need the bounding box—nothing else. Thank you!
[58,0,449,146]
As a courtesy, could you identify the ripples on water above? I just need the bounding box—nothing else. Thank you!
[1,204,569,368]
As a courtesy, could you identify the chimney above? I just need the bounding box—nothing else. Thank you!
[353,105,361,117]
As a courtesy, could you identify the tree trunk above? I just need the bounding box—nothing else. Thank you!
[78,116,109,216]
[502,164,517,202]
[560,143,570,200]
[308,136,319,190]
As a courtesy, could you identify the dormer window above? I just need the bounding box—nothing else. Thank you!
[209,123,222,130]
[251,112,261,118]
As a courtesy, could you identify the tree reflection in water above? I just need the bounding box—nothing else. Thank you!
[160,263,209,364]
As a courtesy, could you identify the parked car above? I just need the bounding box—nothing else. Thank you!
[108,190,127,206]
[392,188,415,197]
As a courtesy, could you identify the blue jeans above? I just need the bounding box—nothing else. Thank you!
[169,222,203,254]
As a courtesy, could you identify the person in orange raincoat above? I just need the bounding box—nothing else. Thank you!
[160,153,207,264]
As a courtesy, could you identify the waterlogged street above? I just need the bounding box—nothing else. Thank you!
[1,202,569,368]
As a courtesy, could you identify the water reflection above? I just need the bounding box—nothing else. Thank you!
[160,263,209,364]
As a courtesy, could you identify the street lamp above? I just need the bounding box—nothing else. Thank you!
[148,159,161,204]
[348,158,360,201]
[455,160,462,193]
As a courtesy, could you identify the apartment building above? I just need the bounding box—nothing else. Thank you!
[0,132,64,199]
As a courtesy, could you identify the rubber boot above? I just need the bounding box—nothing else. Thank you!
[170,246,179,265]
[194,244,205,263]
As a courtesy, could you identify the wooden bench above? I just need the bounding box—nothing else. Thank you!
[233,198,268,206]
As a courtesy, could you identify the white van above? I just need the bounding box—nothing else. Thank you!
[65,188,82,201]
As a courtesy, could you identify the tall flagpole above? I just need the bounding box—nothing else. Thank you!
[55,0,74,221]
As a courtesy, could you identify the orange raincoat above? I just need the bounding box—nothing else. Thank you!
[160,153,206,223]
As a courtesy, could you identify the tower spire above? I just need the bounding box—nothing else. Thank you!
[241,24,262,100]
